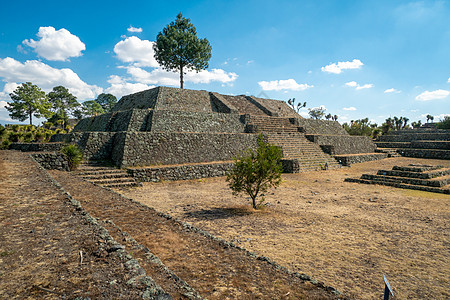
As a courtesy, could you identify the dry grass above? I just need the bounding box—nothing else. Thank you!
[122,157,450,299]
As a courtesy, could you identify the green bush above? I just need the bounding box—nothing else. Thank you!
[0,140,11,150]
[60,144,83,171]
[9,132,23,142]
[11,124,20,132]
[436,116,450,129]
[226,134,283,209]
[23,132,34,143]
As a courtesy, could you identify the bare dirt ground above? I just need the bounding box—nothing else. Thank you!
[0,151,147,299]
[122,157,450,300]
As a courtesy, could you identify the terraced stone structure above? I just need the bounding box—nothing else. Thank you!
[51,86,381,181]
[345,164,450,194]
[375,127,450,159]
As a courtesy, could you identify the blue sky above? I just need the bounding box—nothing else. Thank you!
[0,0,449,125]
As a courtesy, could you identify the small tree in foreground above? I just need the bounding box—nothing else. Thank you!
[226,135,283,209]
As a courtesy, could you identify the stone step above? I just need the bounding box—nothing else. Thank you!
[361,174,449,187]
[88,177,142,185]
[344,177,450,194]
[392,164,444,172]
[103,182,143,189]
[377,167,450,179]
[80,172,131,180]
[75,169,127,176]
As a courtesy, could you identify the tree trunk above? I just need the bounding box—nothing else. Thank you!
[29,110,32,126]
[180,64,184,89]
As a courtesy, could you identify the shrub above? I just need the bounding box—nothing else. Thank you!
[0,140,11,150]
[436,116,450,129]
[60,144,83,171]
[226,134,283,209]
[11,124,20,132]
[43,122,53,129]
[34,132,45,142]
[9,132,23,142]
[23,132,34,142]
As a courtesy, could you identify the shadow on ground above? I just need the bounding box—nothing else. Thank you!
[184,206,254,220]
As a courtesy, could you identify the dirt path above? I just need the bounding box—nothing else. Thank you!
[0,150,147,299]
[122,157,450,300]
[49,170,341,299]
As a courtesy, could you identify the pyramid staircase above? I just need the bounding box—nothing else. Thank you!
[345,164,450,194]
[247,116,341,171]
[73,161,142,189]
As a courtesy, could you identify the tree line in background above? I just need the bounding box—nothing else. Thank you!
[5,82,117,126]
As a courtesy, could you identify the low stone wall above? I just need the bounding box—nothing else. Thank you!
[398,149,450,160]
[334,153,388,166]
[150,110,245,133]
[296,119,348,135]
[114,132,260,168]
[128,162,234,182]
[51,132,116,161]
[378,133,450,142]
[305,134,376,154]
[31,152,69,171]
[10,142,65,152]
[411,141,450,150]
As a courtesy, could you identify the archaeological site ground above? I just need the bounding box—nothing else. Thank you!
[2,86,449,299]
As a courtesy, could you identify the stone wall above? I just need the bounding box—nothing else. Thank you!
[51,132,117,161]
[150,111,245,133]
[10,142,65,152]
[398,149,450,159]
[155,87,215,112]
[378,133,450,142]
[31,152,69,171]
[115,132,259,168]
[296,119,348,135]
[334,153,388,166]
[305,135,376,154]
[112,87,159,112]
[128,162,234,182]
[249,96,300,118]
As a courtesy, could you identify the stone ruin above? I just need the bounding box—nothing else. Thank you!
[50,86,384,182]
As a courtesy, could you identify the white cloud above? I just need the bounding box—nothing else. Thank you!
[23,26,85,61]
[258,79,313,91]
[105,82,155,99]
[113,66,239,92]
[0,100,7,109]
[0,57,102,100]
[416,89,450,101]
[345,81,373,90]
[448,77,450,83]
[384,88,401,93]
[114,36,159,67]
[127,26,143,33]
[356,84,373,90]
[343,107,357,111]
[321,59,363,74]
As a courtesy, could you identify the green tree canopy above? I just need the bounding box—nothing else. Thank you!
[47,86,80,127]
[79,100,105,117]
[226,135,283,209]
[6,82,51,125]
[95,93,117,112]
[153,13,212,89]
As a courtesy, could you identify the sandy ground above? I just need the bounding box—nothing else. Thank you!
[122,157,450,300]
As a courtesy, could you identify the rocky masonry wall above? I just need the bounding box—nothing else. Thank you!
[115,132,259,168]
[150,111,245,133]
[305,135,376,154]
[10,142,65,152]
[128,162,234,182]
[31,152,69,171]
[378,133,450,142]
[296,119,348,135]
[51,132,116,161]
[398,149,450,159]
[334,153,388,166]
